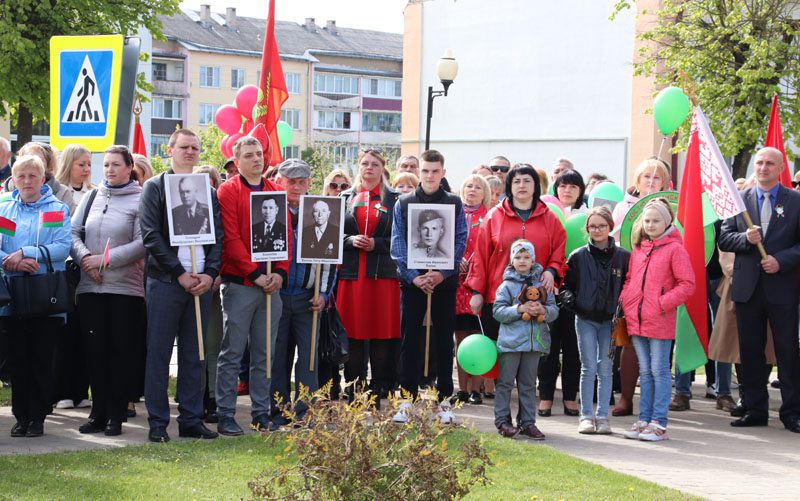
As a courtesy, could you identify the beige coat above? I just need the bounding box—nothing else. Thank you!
[708,251,776,364]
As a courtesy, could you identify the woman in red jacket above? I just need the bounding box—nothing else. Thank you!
[466,163,567,363]
[454,174,492,404]
[619,198,694,442]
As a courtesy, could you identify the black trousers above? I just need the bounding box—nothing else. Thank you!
[79,293,146,423]
[345,338,393,396]
[400,286,455,400]
[6,316,61,424]
[538,309,580,401]
[53,310,89,403]
[735,282,800,423]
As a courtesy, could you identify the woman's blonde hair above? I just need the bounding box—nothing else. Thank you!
[630,157,671,195]
[459,174,491,207]
[193,165,222,189]
[392,172,419,190]
[12,154,46,178]
[18,142,58,177]
[352,149,387,192]
[55,144,91,186]
[535,167,549,194]
[322,168,353,196]
[132,154,153,184]
[631,197,674,246]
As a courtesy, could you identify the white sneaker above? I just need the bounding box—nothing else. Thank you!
[595,418,612,435]
[638,421,669,441]
[55,399,74,409]
[75,399,92,409]
[623,420,648,440]
[578,418,595,434]
[436,401,455,425]
[392,402,413,424]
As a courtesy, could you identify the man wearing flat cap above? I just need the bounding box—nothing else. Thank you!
[269,159,337,428]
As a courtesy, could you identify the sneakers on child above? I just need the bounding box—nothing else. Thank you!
[55,399,74,409]
[578,418,595,434]
[75,399,92,409]
[392,402,413,424]
[638,421,669,441]
[595,418,612,435]
[436,401,455,425]
[623,420,649,440]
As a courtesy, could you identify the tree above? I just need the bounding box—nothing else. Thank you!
[0,0,179,145]
[613,0,800,178]
[197,124,226,169]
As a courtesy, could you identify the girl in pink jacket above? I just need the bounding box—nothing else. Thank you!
[619,198,695,442]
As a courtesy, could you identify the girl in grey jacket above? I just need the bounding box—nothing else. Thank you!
[492,240,558,440]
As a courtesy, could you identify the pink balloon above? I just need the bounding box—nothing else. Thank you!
[219,135,231,158]
[215,105,244,135]
[540,195,564,209]
[242,119,255,135]
[227,133,243,156]
[235,85,259,119]
[249,123,270,154]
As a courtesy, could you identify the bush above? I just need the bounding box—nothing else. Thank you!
[248,384,492,500]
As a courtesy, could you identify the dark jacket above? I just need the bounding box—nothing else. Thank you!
[340,185,399,280]
[139,170,223,282]
[718,185,800,304]
[563,238,630,322]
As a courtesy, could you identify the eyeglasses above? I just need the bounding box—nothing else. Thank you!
[490,165,510,173]
[587,224,609,232]
[329,182,350,190]
[360,147,384,156]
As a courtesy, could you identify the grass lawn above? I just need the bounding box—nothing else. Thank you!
[0,430,697,500]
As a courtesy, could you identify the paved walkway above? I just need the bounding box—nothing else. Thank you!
[0,379,798,500]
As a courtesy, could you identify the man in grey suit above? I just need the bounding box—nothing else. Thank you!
[718,146,800,433]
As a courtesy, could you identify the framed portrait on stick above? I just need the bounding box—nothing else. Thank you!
[406,203,456,270]
[164,173,217,247]
[250,191,289,262]
[297,195,345,265]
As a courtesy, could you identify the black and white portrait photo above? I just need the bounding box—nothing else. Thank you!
[407,203,455,270]
[297,195,345,264]
[250,191,288,262]
[165,173,217,246]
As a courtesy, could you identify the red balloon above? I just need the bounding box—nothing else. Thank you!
[248,123,270,153]
[215,105,244,135]
[242,119,255,134]
[235,85,259,119]
[480,359,499,380]
[219,135,231,158]
[226,132,243,158]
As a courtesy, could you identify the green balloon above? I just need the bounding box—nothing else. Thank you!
[277,120,293,148]
[653,86,691,135]
[545,203,566,226]
[456,334,498,376]
[564,213,589,256]
[588,182,625,209]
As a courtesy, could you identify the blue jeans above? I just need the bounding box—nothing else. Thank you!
[575,317,613,419]
[632,335,672,427]
[675,362,732,396]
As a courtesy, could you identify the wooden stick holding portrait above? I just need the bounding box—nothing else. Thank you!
[309,263,321,372]
[424,268,432,377]
[189,245,205,360]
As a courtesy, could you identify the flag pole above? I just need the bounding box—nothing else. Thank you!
[266,261,272,379]
[190,245,205,360]
[740,212,768,259]
[309,263,321,372]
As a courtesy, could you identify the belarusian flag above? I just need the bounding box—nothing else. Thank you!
[765,94,792,188]
[352,190,370,208]
[100,238,110,271]
[41,211,64,228]
[0,216,16,236]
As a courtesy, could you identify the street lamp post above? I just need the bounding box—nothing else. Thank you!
[424,49,458,151]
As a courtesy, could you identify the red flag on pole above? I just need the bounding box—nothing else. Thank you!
[132,118,147,156]
[765,94,792,188]
[253,0,288,166]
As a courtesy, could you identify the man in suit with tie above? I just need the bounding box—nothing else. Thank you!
[173,176,211,235]
[252,198,287,253]
[718,146,800,433]
[302,200,338,258]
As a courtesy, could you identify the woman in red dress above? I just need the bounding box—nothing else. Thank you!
[338,149,400,405]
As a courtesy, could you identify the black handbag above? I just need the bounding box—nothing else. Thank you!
[0,276,10,307]
[319,298,350,365]
[9,245,72,318]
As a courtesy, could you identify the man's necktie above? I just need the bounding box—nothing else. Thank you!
[761,194,772,236]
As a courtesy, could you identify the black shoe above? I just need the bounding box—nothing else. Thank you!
[179,422,219,439]
[483,392,495,399]
[104,421,122,436]
[771,379,781,389]
[564,405,579,417]
[250,414,272,433]
[126,404,137,419]
[79,420,107,434]
[468,391,483,405]
[10,422,28,438]
[537,408,552,417]
[783,416,800,433]
[25,421,43,437]
[730,414,768,427]
[450,391,469,405]
[204,408,219,424]
[218,417,244,436]
[730,404,746,417]
[148,426,170,443]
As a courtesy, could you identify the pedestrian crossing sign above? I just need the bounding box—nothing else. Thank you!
[49,35,124,151]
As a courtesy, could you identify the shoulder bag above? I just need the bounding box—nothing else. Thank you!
[319,296,350,365]
[611,303,630,347]
[10,245,72,318]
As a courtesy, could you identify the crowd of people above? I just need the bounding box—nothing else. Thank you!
[0,131,799,444]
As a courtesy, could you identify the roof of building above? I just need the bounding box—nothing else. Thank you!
[159,9,403,61]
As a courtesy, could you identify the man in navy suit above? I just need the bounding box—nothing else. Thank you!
[719,146,800,433]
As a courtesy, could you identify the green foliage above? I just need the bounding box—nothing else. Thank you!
[301,145,335,195]
[248,384,492,500]
[198,123,226,169]
[613,0,800,177]
[136,52,154,104]
[150,149,168,174]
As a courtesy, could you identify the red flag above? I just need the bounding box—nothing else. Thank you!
[765,94,792,188]
[132,117,147,156]
[253,0,288,166]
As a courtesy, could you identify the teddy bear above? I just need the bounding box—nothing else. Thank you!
[517,285,547,323]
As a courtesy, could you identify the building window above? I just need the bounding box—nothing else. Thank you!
[231,68,245,89]
[286,72,301,94]
[316,110,351,130]
[282,145,300,159]
[280,108,301,130]
[199,66,220,88]
[151,134,170,158]
[314,73,359,95]
[362,112,401,133]
[364,78,401,98]
[199,104,220,126]
[153,63,167,81]
[152,98,182,119]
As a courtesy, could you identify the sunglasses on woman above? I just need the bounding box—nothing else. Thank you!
[329,182,350,190]
[490,165,510,173]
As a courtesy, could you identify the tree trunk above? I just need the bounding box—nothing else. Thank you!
[16,103,33,147]
[732,149,753,180]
